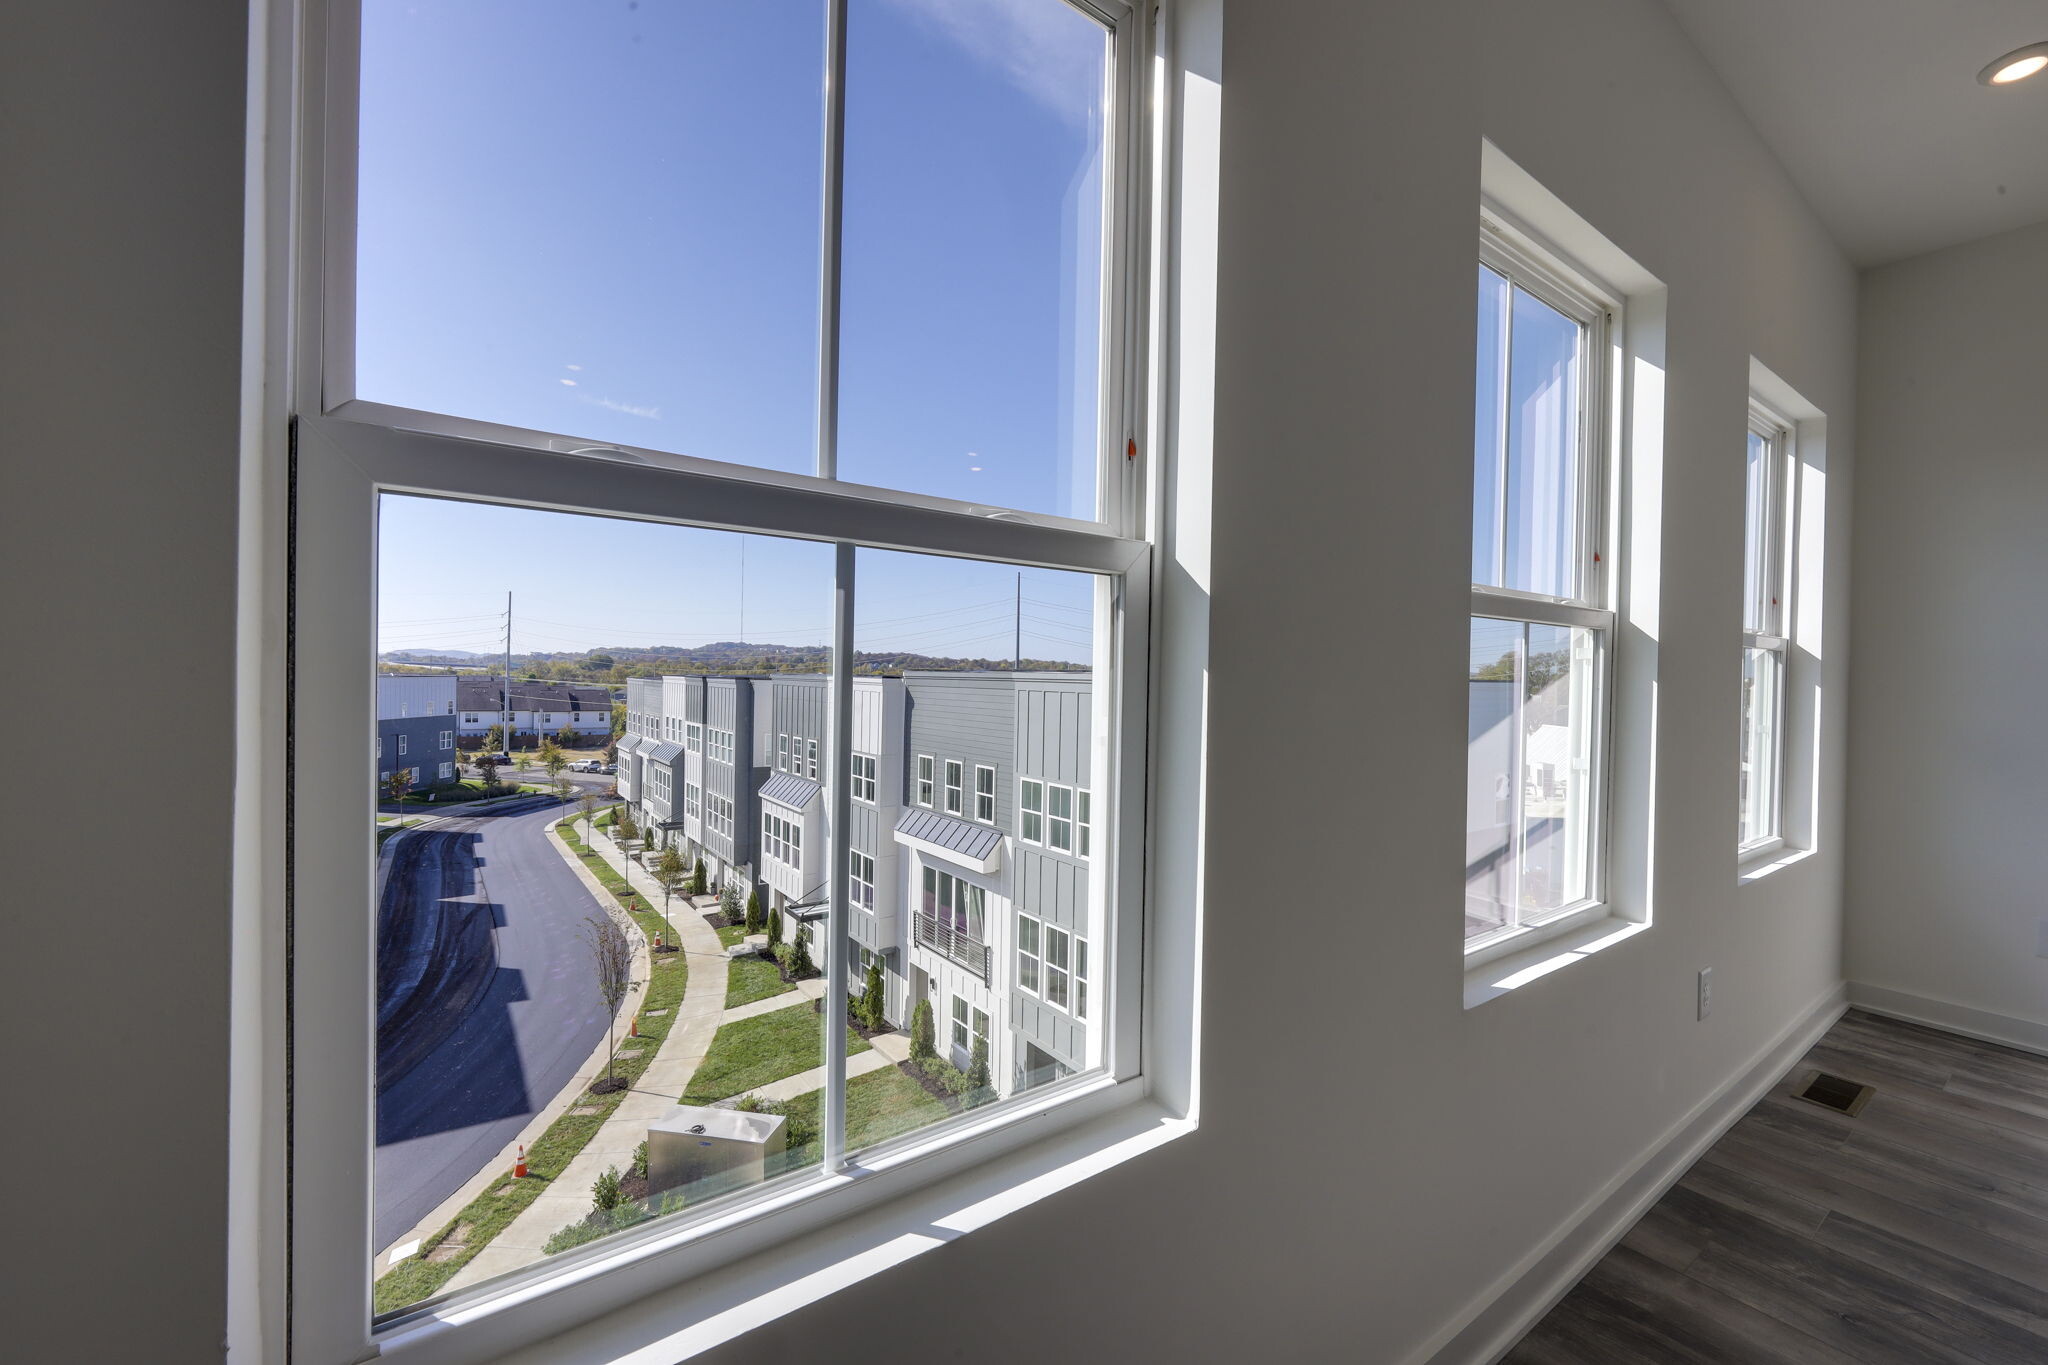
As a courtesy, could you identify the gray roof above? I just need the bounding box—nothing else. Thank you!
[895,807,1004,863]
[455,677,611,712]
[644,740,685,765]
[616,734,648,755]
[759,772,820,810]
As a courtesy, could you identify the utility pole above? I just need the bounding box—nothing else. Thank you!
[1014,572,1022,671]
[503,590,514,758]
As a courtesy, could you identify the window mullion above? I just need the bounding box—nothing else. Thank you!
[823,541,854,1173]
[814,0,849,481]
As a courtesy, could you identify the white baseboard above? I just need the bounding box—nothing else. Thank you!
[1413,983,1849,1365]
[1846,982,2048,1059]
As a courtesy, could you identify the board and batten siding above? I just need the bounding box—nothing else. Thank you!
[903,674,1015,825]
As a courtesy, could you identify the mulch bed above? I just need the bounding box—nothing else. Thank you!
[588,1075,630,1095]
[898,1058,967,1114]
[701,911,739,930]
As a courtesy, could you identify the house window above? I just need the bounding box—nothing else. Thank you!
[1741,404,1791,853]
[944,760,963,814]
[916,754,934,808]
[1044,924,1073,1011]
[1465,219,1616,952]
[1077,789,1091,857]
[849,850,874,909]
[763,812,801,866]
[686,722,701,752]
[1075,937,1089,1020]
[950,996,988,1056]
[1047,784,1074,852]
[1017,913,1041,993]
[1019,778,1044,843]
[439,730,452,749]
[974,765,995,823]
[778,734,789,772]
[439,762,453,780]
[305,0,1152,1337]
[851,753,877,803]
[397,734,407,756]
[684,783,700,821]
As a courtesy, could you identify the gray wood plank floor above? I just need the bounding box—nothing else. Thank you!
[1504,1009,2048,1364]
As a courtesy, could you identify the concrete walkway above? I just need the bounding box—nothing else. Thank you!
[444,827,729,1293]
[741,1048,893,1104]
[720,975,822,1025]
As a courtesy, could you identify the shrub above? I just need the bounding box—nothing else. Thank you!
[631,1142,648,1181]
[790,923,816,978]
[861,958,885,1030]
[690,855,706,895]
[910,1000,936,1064]
[591,1165,624,1212]
[765,904,783,948]
[744,888,764,935]
[735,1094,817,1151]
[772,942,795,974]
[966,1036,991,1092]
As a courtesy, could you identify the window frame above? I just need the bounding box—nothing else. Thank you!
[1739,400,1793,860]
[1047,783,1075,852]
[851,752,877,804]
[1019,777,1045,844]
[1465,212,1621,963]
[279,0,1168,1359]
[916,754,935,808]
[973,764,996,823]
[944,759,964,815]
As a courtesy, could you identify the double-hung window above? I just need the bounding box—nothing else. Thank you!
[1047,784,1075,852]
[1466,217,1616,953]
[1019,778,1045,843]
[851,753,877,804]
[974,765,996,823]
[1740,404,1791,854]
[289,0,1159,1356]
[686,721,701,753]
[1078,790,1092,857]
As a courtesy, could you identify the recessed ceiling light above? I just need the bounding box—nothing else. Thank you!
[1980,42,2048,86]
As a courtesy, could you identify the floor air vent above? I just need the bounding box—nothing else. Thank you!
[1796,1071,1875,1116]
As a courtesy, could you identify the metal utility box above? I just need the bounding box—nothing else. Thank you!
[646,1106,787,1201]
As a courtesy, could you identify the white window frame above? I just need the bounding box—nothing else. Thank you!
[1017,913,1042,995]
[684,782,701,821]
[848,849,874,909]
[1740,400,1793,860]
[1466,212,1620,963]
[974,764,996,823]
[1019,778,1045,844]
[778,733,789,772]
[272,1,1181,1361]
[396,733,407,756]
[1047,783,1075,852]
[1077,788,1092,857]
[686,721,701,753]
[851,752,877,804]
[1044,924,1074,1011]
[943,759,964,814]
[916,754,935,808]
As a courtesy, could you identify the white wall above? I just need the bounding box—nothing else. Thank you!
[681,2,1858,1362]
[4,3,248,1362]
[1845,219,2048,1043]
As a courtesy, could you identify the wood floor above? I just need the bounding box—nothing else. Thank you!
[1504,1009,2048,1364]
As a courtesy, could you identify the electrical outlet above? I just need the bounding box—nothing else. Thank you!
[1697,968,1713,1021]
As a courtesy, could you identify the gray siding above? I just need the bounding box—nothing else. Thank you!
[903,674,1016,827]
[377,714,457,785]
[1011,993,1085,1073]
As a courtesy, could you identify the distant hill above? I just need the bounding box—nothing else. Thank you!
[378,641,1086,681]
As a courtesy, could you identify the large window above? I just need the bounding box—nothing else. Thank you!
[1741,405,1791,853]
[296,0,1152,1354]
[1466,220,1614,952]
[974,764,996,823]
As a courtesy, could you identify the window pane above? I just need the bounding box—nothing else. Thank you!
[1744,429,1772,634]
[1466,616,1598,943]
[1502,286,1585,599]
[1474,265,1510,584]
[849,547,1099,1151]
[371,497,836,1316]
[1740,645,1782,847]
[838,0,1110,518]
[356,2,825,475]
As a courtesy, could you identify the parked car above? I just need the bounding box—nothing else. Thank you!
[601,763,617,774]
[569,758,604,773]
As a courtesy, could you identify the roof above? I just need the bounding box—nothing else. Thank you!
[616,734,647,756]
[759,772,820,811]
[455,677,611,711]
[644,740,684,766]
[894,807,1004,871]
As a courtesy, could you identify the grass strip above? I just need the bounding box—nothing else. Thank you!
[681,1003,871,1105]
[777,1066,950,1167]
[371,810,675,1315]
[725,953,795,1009]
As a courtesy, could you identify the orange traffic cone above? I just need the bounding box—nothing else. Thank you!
[630,1015,640,1038]
[514,1144,528,1179]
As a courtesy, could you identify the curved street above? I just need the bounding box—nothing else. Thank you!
[374,796,612,1252]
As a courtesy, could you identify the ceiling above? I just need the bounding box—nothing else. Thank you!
[1662,0,2048,265]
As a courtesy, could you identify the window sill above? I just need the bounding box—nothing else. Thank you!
[1464,914,1648,1010]
[376,1076,1188,1365]
[1739,842,1815,885]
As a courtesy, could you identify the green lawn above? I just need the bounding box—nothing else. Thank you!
[370,816,680,1316]
[715,922,747,949]
[778,1067,949,1167]
[681,1003,870,1105]
[725,954,794,1009]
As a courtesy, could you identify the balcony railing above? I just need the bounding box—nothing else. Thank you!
[914,913,990,982]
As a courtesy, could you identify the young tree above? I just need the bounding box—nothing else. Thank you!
[617,809,640,861]
[654,843,686,947]
[743,887,764,936]
[910,999,936,1064]
[484,722,505,753]
[556,724,578,747]
[552,773,574,812]
[475,752,502,792]
[862,957,885,1030]
[384,767,413,827]
[690,854,707,896]
[577,790,598,845]
[966,1035,991,1093]
[789,922,816,978]
[514,751,533,777]
[591,1166,623,1213]
[582,912,633,1090]
[764,902,783,950]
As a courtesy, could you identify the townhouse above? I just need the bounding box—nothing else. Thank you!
[375,674,458,791]
[615,669,1096,1097]
[453,677,611,747]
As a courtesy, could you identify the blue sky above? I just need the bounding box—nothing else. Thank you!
[360,0,1106,662]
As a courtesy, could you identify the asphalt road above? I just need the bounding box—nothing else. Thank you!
[373,797,615,1252]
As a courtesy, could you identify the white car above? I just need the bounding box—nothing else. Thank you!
[569,759,604,773]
